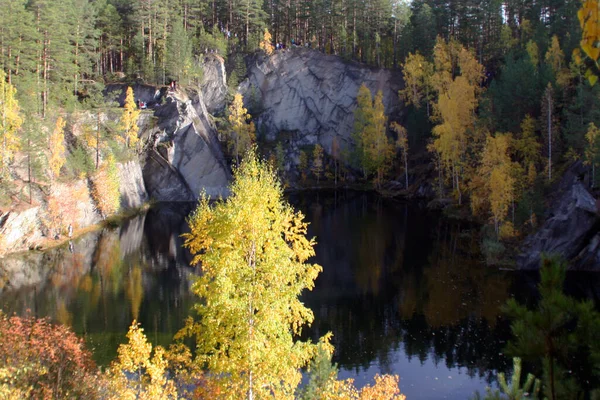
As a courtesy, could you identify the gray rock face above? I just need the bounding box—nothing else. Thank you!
[518,179,599,270]
[240,48,403,155]
[143,93,230,201]
[200,54,228,114]
[0,207,43,253]
[118,161,149,209]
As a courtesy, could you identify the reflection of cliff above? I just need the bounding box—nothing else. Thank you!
[299,191,513,382]
[0,210,198,364]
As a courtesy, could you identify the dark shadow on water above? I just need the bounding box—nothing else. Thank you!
[0,193,599,398]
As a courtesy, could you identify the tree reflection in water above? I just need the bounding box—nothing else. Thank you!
[1,193,598,398]
[292,191,514,393]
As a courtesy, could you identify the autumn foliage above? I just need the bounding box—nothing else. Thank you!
[48,116,66,179]
[91,153,121,216]
[118,86,141,148]
[0,312,102,399]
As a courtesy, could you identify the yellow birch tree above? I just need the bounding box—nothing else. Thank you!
[399,52,434,115]
[91,153,121,217]
[48,116,66,179]
[228,93,256,165]
[0,70,22,177]
[180,149,322,399]
[429,38,484,205]
[119,87,140,149]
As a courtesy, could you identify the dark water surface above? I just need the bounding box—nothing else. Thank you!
[1,191,599,399]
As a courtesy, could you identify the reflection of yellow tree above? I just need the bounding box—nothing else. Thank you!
[56,298,73,327]
[422,225,510,328]
[94,233,123,296]
[126,265,144,321]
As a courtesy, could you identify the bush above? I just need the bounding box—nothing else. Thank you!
[0,312,107,399]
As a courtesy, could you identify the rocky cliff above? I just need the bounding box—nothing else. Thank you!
[142,90,230,201]
[240,48,404,157]
[517,162,600,270]
[200,54,228,114]
[0,160,148,256]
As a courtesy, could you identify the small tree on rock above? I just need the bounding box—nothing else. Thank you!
[119,87,140,149]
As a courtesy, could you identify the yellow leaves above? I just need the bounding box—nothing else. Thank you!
[227,93,256,163]
[471,133,516,234]
[399,52,433,109]
[180,149,322,398]
[260,28,274,55]
[353,85,395,185]
[576,0,600,84]
[109,321,178,400]
[0,69,22,176]
[545,35,565,75]
[48,116,66,179]
[91,153,121,216]
[119,87,140,148]
[526,40,540,67]
[359,374,405,400]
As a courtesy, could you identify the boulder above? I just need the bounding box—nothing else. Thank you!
[517,177,599,270]
[240,48,403,156]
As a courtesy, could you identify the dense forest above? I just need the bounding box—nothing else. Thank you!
[2,0,600,398]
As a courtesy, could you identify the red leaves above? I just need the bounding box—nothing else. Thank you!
[0,312,99,398]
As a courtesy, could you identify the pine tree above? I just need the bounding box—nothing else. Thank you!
[503,256,600,400]
[299,150,308,183]
[180,150,322,399]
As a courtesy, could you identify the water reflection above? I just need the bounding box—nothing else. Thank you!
[4,192,593,399]
[292,191,513,398]
[0,206,197,365]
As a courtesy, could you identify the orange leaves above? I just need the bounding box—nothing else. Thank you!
[0,312,101,398]
[260,28,274,55]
